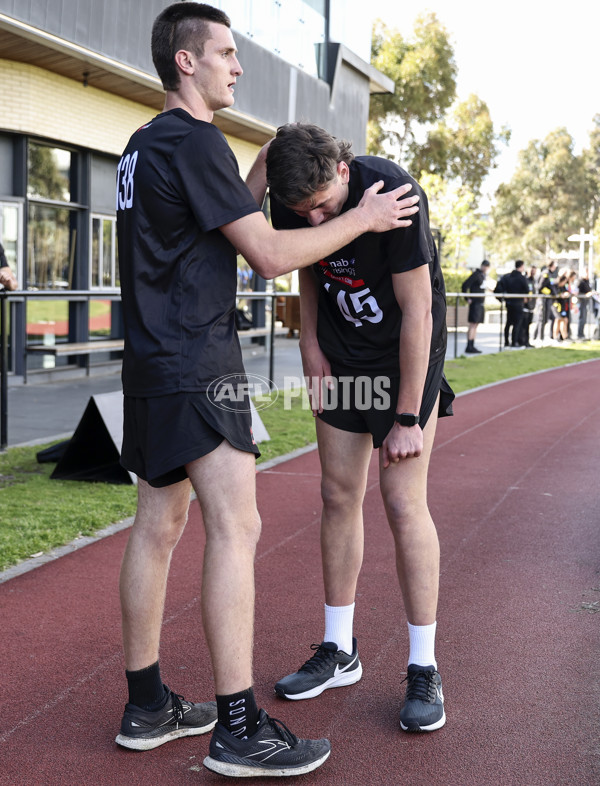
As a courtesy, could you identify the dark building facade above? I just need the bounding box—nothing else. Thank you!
[0,0,392,378]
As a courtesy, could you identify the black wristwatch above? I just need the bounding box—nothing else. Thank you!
[394,412,420,427]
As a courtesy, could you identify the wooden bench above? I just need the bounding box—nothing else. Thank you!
[25,339,124,382]
[23,326,289,381]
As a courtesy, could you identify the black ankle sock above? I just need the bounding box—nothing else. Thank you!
[216,687,259,740]
[125,661,167,710]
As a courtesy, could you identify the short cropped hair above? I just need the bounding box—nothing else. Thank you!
[266,123,354,207]
[515,259,525,269]
[152,2,231,91]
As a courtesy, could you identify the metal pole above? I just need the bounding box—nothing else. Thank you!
[453,295,459,359]
[1,292,8,450]
[268,292,276,389]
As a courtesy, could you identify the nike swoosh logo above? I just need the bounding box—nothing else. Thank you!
[334,653,359,676]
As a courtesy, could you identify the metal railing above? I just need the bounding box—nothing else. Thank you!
[0,288,296,449]
[234,290,300,386]
[444,291,598,358]
[2,288,596,450]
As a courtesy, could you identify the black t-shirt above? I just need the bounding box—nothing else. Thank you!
[116,109,261,397]
[502,269,530,309]
[462,269,486,295]
[270,156,447,373]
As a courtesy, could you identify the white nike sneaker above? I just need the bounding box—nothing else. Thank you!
[274,639,362,700]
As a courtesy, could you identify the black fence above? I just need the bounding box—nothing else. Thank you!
[0,289,296,450]
[1,289,596,451]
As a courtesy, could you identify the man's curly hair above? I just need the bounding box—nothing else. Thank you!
[266,123,354,207]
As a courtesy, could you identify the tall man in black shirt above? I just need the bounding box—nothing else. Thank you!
[115,3,419,778]
[260,123,454,733]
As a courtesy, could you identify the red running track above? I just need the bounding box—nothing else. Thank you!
[1,361,599,785]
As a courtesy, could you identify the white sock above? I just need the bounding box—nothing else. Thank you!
[407,621,437,669]
[323,602,355,654]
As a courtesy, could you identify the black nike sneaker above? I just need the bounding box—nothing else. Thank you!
[203,709,331,777]
[115,686,217,751]
[274,638,362,700]
[399,664,446,732]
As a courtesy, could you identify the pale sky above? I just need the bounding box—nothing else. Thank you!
[369,0,598,203]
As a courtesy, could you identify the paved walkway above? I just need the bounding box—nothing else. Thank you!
[1,360,599,784]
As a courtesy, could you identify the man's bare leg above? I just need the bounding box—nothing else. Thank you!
[120,478,192,671]
[379,404,445,732]
[116,477,219,751]
[120,439,260,688]
[273,421,371,699]
[187,441,261,695]
[316,419,373,608]
[378,406,440,626]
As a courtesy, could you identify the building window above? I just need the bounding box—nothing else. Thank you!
[27,204,74,289]
[26,142,80,290]
[90,215,118,289]
[220,0,326,77]
[27,144,72,202]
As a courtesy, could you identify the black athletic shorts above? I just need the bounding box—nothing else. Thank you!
[316,359,454,449]
[467,301,485,324]
[121,390,260,488]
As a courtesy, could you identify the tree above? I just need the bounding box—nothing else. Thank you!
[581,114,600,260]
[369,17,508,202]
[369,14,457,163]
[488,128,590,260]
[410,94,510,198]
[419,172,484,268]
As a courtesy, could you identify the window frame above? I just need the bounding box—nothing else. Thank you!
[0,200,24,285]
[89,212,119,291]
[25,140,84,291]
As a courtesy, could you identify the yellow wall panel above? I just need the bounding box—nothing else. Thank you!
[0,60,156,155]
[0,60,261,173]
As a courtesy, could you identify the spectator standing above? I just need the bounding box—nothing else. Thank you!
[0,242,18,290]
[567,270,578,339]
[533,261,558,342]
[519,265,538,347]
[461,260,490,353]
[497,260,530,348]
[552,273,571,341]
[577,271,593,339]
